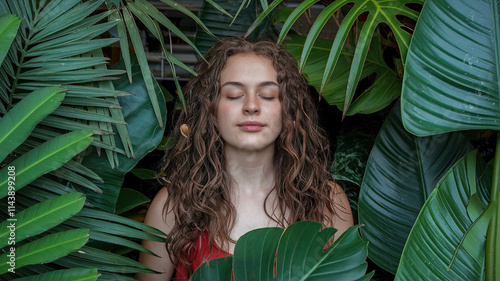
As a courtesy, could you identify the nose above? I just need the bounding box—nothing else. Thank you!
[243,95,260,115]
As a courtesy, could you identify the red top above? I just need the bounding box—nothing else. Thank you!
[175,231,232,280]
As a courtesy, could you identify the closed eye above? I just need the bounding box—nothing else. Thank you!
[260,96,275,100]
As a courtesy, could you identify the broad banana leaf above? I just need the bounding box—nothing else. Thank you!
[192,221,373,281]
[358,102,473,273]
[401,0,500,135]
[395,150,492,280]
[0,14,19,66]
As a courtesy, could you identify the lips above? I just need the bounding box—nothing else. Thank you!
[238,121,264,132]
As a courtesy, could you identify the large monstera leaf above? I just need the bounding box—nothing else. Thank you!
[401,0,500,135]
[192,221,373,281]
[358,102,473,274]
[395,150,493,280]
[251,0,422,117]
[285,30,401,115]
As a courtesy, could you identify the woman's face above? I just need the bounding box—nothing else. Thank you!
[217,53,282,154]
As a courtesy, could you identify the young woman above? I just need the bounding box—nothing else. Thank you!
[137,37,353,281]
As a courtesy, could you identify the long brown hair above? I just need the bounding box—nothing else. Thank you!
[159,37,336,276]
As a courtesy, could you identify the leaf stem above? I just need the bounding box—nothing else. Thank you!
[485,132,499,280]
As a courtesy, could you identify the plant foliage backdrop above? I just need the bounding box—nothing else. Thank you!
[0,0,171,279]
[0,0,498,280]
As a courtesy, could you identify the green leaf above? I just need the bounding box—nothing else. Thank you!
[68,216,162,241]
[0,192,86,249]
[34,0,85,32]
[0,14,20,65]
[29,0,105,44]
[276,0,421,117]
[80,56,166,212]
[110,10,132,84]
[195,0,277,55]
[0,86,65,162]
[25,38,119,63]
[115,188,150,215]
[12,268,98,281]
[286,32,401,115]
[191,256,233,281]
[0,228,89,274]
[331,113,383,186]
[159,0,217,40]
[11,268,99,281]
[133,0,205,62]
[0,130,94,198]
[72,246,152,270]
[401,0,500,136]
[86,231,155,255]
[358,102,474,273]
[193,221,372,280]
[3,0,131,162]
[395,150,492,280]
[233,227,283,280]
[244,0,283,38]
[76,208,165,237]
[122,6,163,128]
[28,21,120,53]
[486,134,499,281]
[130,168,156,179]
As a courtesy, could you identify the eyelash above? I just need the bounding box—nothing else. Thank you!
[261,96,274,100]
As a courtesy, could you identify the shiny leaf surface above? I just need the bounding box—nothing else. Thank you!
[0,228,89,274]
[395,150,492,280]
[401,0,500,136]
[192,221,372,281]
[0,192,85,249]
[358,103,473,273]
[0,13,20,65]
[0,87,65,162]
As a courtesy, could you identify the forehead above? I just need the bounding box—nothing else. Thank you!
[220,53,277,85]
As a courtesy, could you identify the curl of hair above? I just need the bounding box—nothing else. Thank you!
[159,37,335,277]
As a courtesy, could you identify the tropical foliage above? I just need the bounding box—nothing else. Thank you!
[0,0,168,279]
[193,0,499,279]
[192,222,372,281]
[1,0,498,280]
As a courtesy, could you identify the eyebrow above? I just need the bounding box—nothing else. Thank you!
[220,81,279,89]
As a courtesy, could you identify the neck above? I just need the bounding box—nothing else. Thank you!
[224,146,276,194]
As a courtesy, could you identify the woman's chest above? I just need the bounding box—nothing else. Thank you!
[223,195,288,254]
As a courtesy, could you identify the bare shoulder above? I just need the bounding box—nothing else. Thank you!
[144,187,175,234]
[136,187,176,281]
[327,181,354,239]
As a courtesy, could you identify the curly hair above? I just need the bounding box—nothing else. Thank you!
[159,37,336,276]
